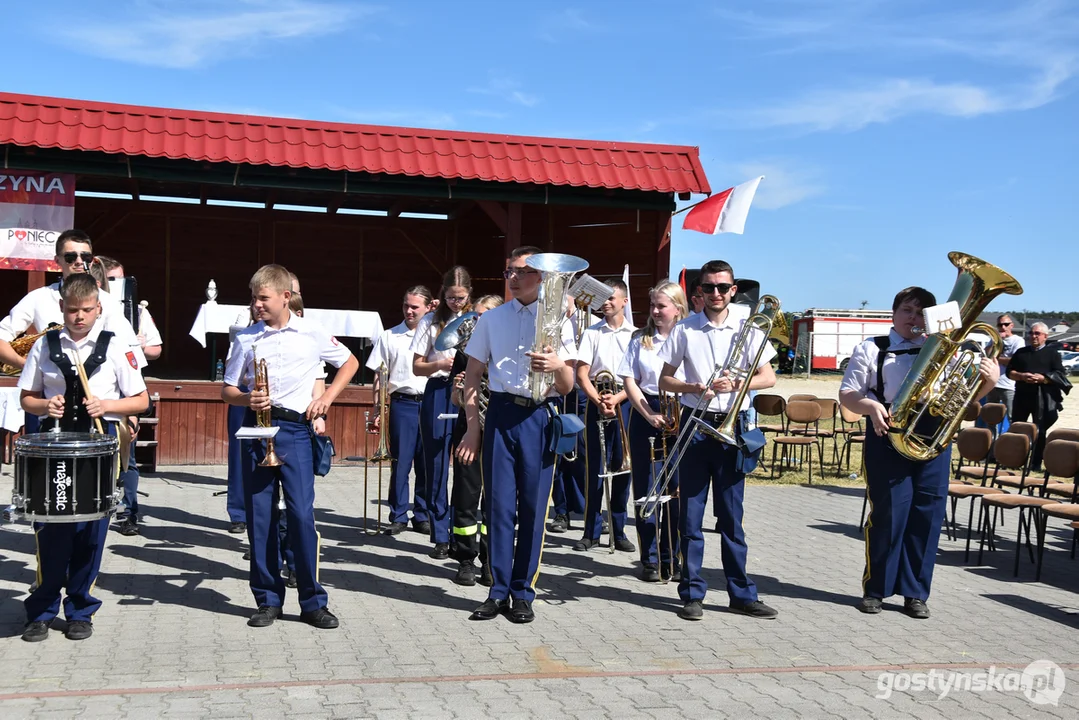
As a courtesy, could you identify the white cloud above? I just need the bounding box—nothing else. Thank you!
[467,74,540,107]
[537,8,601,44]
[729,161,824,210]
[62,1,365,69]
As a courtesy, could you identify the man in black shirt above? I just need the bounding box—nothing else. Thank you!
[1008,322,1069,471]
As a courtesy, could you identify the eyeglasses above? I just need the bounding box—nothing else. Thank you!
[699,282,734,295]
[445,295,469,303]
[503,267,539,279]
[1031,331,1047,336]
[62,252,94,264]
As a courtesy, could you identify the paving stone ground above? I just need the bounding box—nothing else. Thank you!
[1,461,1077,719]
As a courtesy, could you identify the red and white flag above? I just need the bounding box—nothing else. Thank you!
[682,176,763,235]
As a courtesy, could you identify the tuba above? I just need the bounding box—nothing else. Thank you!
[252,347,283,468]
[887,252,1022,461]
[525,253,589,402]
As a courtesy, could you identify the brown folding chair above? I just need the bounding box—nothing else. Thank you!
[946,428,1006,560]
[835,405,865,478]
[1033,441,1079,580]
[978,433,1055,575]
[753,393,787,436]
[1006,421,1039,473]
[769,400,824,483]
[1047,428,1079,444]
[787,393,816,403]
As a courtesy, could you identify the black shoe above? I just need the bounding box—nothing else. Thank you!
[730,600,778,619]
[509,599,535,624]
[300,607,339,629]
[660,564,681,582]
[65,620,93,640]
[904,598,930,619]
[548,514,569,533]
[429,542,450,560]
[573,537,598,552]
[455,560,477,586]
[283,568,298,589]
[242,550,251,561]
[858,596,883,614]
[413,520,432,535]
[478,564,493,587]
[117,518,139,536]
[714,519,722,533]
[614,538,636,553]
[679,600,703,621]
[641,564,661,583]
[228,522,246,534]
[383,521,408,536]
[247,605,282,628]
[470,598,508,621]
[22,621,49,642]
[601,518,610,534]
[28,581,39,593]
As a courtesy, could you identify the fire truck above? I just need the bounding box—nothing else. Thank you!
[791,309,893,371]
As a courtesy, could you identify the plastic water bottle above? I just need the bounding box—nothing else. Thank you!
[215,359,225,381]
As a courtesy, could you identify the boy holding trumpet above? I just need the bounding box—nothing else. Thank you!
[18,273,149,642]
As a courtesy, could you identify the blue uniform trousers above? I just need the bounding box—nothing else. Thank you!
[119,440,139,521]
[551,389,585,517]
[420,377,454,543]
[678,409,757,604]
[387,394,427,524]
[243,416,326,613]
[482,393,557,603]
[629,396,680,567]
[581,400,631,543]
[226,394,248,523]
[862,430,951,601]
[25,420,116,624]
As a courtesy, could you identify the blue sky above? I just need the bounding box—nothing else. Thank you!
[5,0,1077,313]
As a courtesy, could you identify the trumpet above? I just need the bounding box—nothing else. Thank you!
[253,348,283,468]
[639,295,782,519]
[593,370,631,554]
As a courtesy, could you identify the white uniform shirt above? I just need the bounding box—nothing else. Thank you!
[139,306,163,348]
[659,309,777,413]
[465,298,576,398]
[367,321,427,396]
[409,311,459,380]
[839,329,926,404]
[577,318,636,380]
[224,312,353,415]
[0,282,147,368]
[996,334,1024,391]
[618,332,684,395]
[18,323,147,423]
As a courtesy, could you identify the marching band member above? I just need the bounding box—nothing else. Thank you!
[18,274,149,641]
[574,281,636,553]
[457,246,575,624]
[548,296,587,534]
[224,303,258,534]
[222,264,358,629]
[658,260,779,622]
[367,286,433,536]
[412,267,472,558]
[840,287,997,619]
[449,294,503,586]
[619,280,688,582]
[0,231,146,434]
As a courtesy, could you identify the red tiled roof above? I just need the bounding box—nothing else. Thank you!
[0,92,710,195]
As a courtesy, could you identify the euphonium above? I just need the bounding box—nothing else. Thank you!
[253,350,283,468]
[887,252,1022,461]
[525,253,589,402]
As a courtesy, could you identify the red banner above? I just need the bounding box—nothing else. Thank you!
[0,171,76,271]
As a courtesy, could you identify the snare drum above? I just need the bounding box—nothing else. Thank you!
[14,432,119,523]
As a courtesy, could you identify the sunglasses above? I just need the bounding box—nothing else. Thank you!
[997,322,1012,327]
[503,267,539,279]
[62,252,94,264]
[699,282,734,295]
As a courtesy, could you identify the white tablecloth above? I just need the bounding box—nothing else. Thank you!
[188,303,384,347]
[1,386,24,432]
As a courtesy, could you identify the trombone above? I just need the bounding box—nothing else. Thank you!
[346,363,392,534]
[639,295,783,519]
[593,370,631,554]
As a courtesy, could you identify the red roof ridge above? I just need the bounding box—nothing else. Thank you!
[0,91,711,195]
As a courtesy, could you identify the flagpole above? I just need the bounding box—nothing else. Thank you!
[671,196,711,217]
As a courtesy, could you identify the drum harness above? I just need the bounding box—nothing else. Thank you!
[43,329,114,434]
